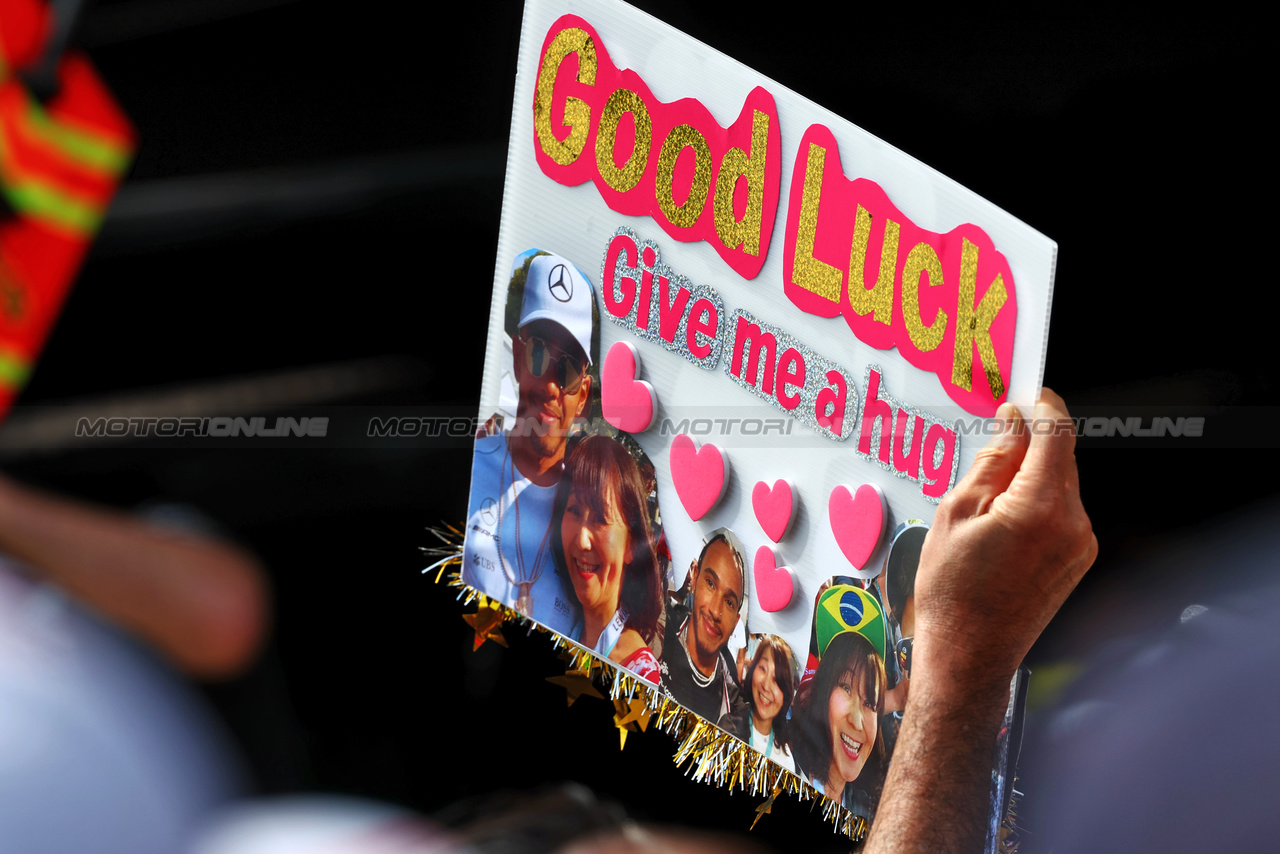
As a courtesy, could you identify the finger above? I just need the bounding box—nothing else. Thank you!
[1021,388,1079,493]
[1064,447,1081,497]
[1084,531,1099,576]
[945,401,1030,517]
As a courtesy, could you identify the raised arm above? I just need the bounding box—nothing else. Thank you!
[0,473,268,679]
[865,390,1098,853]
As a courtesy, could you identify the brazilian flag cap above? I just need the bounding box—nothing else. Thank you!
[815,585,886,662]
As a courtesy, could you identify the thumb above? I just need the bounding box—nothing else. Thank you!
[945,402,1029,518]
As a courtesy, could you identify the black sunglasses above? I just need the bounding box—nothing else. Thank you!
[522,333,586,395]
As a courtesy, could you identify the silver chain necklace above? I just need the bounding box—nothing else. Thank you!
[496,439,553,617]
[681,621,716,688]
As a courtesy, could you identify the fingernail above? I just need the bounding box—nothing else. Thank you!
[993,404,1024,445]
[994,402,1017,439]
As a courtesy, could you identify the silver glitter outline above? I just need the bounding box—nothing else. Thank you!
[599,225,725,371]
[720,308,859,442]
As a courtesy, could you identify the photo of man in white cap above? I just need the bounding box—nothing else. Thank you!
[462,250,597,635]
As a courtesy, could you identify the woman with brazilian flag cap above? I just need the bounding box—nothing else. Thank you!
[792,584,889,819]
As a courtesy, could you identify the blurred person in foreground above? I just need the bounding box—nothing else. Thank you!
[1023,499,1280,850]
[0,471,267,852]
[0,473,266,678]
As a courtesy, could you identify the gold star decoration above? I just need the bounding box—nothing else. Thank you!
[461,597,507,651]
[546,671,604,707]
[546,651,605,706]
[612,696,652,750]
[751,789,779,831]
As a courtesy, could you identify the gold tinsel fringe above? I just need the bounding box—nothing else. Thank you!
[421,523,466,583]
[999,778,1022,854]
[426,523,965,843]
[538,632,867,840]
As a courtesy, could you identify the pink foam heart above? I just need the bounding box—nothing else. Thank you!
[752,479,796,543]
[669,434,729,521]
[753,545,795,612]
[828,483,887,571]
[601,341,656,433]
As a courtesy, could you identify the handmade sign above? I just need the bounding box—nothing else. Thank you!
[457,0,1052,842]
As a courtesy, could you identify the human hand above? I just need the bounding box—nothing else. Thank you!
[913,390,1097,693]
[675,559,696,603]
[866,391,1094,854]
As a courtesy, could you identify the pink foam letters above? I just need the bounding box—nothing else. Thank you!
[668,434,729,521]
[753,545,796,612]
[601,341,656,433]
[828,483,886,571]
[856,366,959,501]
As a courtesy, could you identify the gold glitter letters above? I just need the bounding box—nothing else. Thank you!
[846,205,896,324]
[656,124,713,228]
[534,27,597,167]
[783,125,1016,413]
[952,237,1007,399]
[902,242,948,352]
[533,17,782,279]
[713,109,771,256]
[790,142,842,303]
[596,87,651,192]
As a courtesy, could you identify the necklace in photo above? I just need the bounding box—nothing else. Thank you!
[496,441,553,617]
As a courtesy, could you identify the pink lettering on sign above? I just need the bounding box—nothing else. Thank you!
[725,310,855,442]
[856,366,959,501]
[601,229,726,369]
[783,124,1018,417]
[533,16,781,279]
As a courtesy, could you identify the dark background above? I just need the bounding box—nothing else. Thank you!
[4,2,1271,850]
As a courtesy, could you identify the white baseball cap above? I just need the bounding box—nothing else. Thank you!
[518,253,595,365]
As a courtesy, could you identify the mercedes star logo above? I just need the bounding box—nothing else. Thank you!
[547,264,573,302]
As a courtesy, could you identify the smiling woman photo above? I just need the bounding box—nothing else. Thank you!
[791,584,889,819]
[719,634,798,772]
[551,433,664,683]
